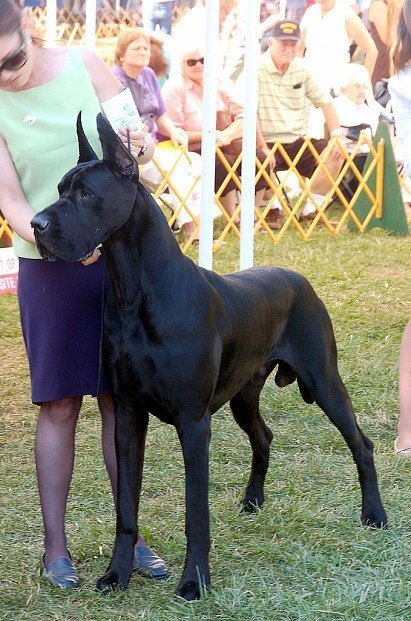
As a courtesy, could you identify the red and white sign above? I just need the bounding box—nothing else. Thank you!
[0,247,19,295]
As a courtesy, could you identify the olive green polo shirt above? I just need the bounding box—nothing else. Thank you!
[257,50,332,144]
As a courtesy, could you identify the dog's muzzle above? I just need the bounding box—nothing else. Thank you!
[31,213,57,260]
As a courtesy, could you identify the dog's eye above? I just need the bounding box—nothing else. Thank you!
[79,189,94,199]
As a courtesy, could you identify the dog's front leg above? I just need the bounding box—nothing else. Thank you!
[96,404,149,592]
[175,412,212,601]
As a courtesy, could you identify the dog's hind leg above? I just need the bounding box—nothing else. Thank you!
[230,362,275,513]
[311,373,387,528]
[96,403,149,592]
[292,314,388,530]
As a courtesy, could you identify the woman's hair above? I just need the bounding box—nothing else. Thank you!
[393,0,411,72]
[339,63,370,90]
[0,0,22,37]
[177,40,205,75]
[149,36,168,78]
[114,27,151,66]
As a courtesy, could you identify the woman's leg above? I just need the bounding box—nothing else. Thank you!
[397,319,411,449]
[139,147,201,233]
[36,396,82,565]
[220,190,239,220]
[98,392,117,500]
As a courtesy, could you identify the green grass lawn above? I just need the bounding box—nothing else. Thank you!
[1,229,411,620]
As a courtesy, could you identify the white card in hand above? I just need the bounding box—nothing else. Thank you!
[101,88,142,132]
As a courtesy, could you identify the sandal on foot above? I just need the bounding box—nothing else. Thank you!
[394,437,411,457]
[42,554,79,588]
[133,545,169,580]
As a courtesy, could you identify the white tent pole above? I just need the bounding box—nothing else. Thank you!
[85,0,97,49]
[239,0,259,270]
[198,0,219,270]
[45,0,57,46]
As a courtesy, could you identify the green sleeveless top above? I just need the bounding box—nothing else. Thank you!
[0,47,103,259]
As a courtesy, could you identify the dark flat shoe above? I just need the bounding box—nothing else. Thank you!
[133,545,169,580]
[42,554,79,588]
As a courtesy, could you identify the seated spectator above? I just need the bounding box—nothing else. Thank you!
[332,63,407,204]
[162,40,271,226]
[257,20,344,222]
[112,27,203,241]
[333,63,386,139]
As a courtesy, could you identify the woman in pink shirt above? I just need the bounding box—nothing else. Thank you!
[162,42,268,221]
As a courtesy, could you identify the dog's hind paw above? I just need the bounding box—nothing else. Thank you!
[95,569,129,593]
[239,495,264,513]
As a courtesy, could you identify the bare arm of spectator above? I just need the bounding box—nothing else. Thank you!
[368,0,390,46]
[297,28,306,58]
[156,113,188,147]
[259,13,278,39]
[216,118,243,147]
[322,101,342,136]
[346,12,378,78]
[256,119,276,169]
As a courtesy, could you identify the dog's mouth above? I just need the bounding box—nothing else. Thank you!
[78,249,96,262]
[35,236,96,263]
[36,241,57,262]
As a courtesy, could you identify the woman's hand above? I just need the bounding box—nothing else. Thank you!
[170,126,188,147]
[215,130,232,148]
[82,248,101,266]
[117,125,153,162]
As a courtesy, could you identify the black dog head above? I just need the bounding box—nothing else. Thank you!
[31,113,139,262]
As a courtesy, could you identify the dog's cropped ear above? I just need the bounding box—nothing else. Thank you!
[77,112,99,163]
[97,113,139,183]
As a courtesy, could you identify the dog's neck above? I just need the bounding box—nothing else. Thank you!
[102,183,191,308]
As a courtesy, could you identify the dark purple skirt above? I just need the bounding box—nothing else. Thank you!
[18,256,111,405]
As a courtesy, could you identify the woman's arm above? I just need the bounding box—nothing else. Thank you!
[162,80,204,147]
[81,49,155,163]
[297,28,307,57]
[82,48,122,102]
[346,12,378,77]
[156,113,188,146]
[216,118,243,146]
[368,0,390,45]
[0,136,36,244]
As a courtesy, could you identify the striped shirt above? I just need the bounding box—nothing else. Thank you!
[257,50,332,144]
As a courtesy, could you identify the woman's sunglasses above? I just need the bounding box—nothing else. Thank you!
[0,32,28,74]
[186,57,204,67]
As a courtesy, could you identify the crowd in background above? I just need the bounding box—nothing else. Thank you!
[5,0,411,234]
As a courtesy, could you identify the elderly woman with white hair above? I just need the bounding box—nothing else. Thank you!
[333,63,385,137]
[161,40,271,226]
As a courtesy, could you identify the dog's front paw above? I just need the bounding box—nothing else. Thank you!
[361,506,388,529]
[175,579,210,601]
[95,568,130,593]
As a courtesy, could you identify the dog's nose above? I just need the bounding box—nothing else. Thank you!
[31,213,50,232]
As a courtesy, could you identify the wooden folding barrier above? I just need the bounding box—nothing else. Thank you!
[2,132,408,252]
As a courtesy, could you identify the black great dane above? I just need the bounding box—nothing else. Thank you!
[31,115,388,601]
